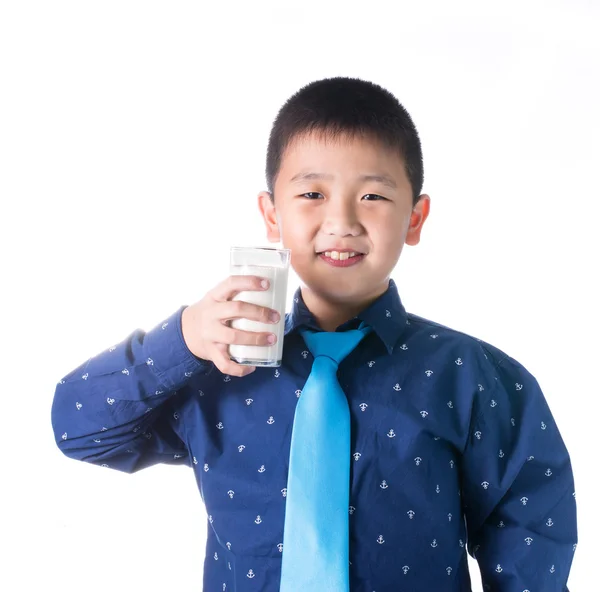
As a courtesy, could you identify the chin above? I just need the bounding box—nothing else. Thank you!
[301,271,377,303]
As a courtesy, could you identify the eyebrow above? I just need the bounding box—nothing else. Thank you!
[289,171,397,190]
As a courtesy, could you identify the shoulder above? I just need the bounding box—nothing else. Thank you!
[404,314,552,436]
[405,312,535,384]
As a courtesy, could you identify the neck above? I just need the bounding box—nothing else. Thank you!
[300,282,389,332]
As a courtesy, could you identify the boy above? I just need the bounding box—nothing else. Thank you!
[51,76,577,591]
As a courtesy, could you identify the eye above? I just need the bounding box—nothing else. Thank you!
[300,192,387,200]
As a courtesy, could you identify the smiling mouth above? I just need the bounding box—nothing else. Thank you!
[317,251,366,267]
[316,250,364,261]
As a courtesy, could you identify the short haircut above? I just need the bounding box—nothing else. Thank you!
[266,76,424,206]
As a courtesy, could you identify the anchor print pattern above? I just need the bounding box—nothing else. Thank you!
[51,279,577,591]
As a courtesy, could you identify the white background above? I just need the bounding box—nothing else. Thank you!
[1,1,597,590]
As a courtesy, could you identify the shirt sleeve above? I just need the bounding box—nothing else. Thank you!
[51,305,214,473]
[460,345,577,591]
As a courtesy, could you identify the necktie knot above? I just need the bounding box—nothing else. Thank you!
[299,322,372,367]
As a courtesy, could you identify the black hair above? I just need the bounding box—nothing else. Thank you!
[265,76,424,206]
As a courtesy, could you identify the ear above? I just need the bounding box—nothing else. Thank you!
[405,194,431,246]
[258,191,281,243]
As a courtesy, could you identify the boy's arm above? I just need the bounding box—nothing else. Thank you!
[460,348,577,591]
[51,306,213,473]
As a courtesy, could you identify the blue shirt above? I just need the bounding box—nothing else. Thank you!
[51,279,577,591]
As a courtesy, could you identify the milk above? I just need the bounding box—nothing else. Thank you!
[229,264,289,366]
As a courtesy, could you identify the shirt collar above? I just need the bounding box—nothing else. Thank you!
[284,278,408,354]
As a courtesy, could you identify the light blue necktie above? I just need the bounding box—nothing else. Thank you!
[280,322,372,592]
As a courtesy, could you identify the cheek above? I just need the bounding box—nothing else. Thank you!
[280,209,315,242]
[365,214,404,251]
[382,228,406,251]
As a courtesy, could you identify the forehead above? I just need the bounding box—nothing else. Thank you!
[280,130,407,178]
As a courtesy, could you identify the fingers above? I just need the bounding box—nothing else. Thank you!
[213,323,277,347]
[211,274,270,303]
[211,343,256,377]
[200,274,282,378]
[218,299,280,325]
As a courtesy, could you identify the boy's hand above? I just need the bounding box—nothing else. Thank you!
[181,275,280,377]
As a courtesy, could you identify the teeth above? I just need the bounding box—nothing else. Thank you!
[324,251,357,260]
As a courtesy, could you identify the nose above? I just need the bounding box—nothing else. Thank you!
[321,196,362,237]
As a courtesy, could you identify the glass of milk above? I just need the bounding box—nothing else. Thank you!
[228,246,291,367]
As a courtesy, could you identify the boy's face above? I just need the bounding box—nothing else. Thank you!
[258,131,430,307]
